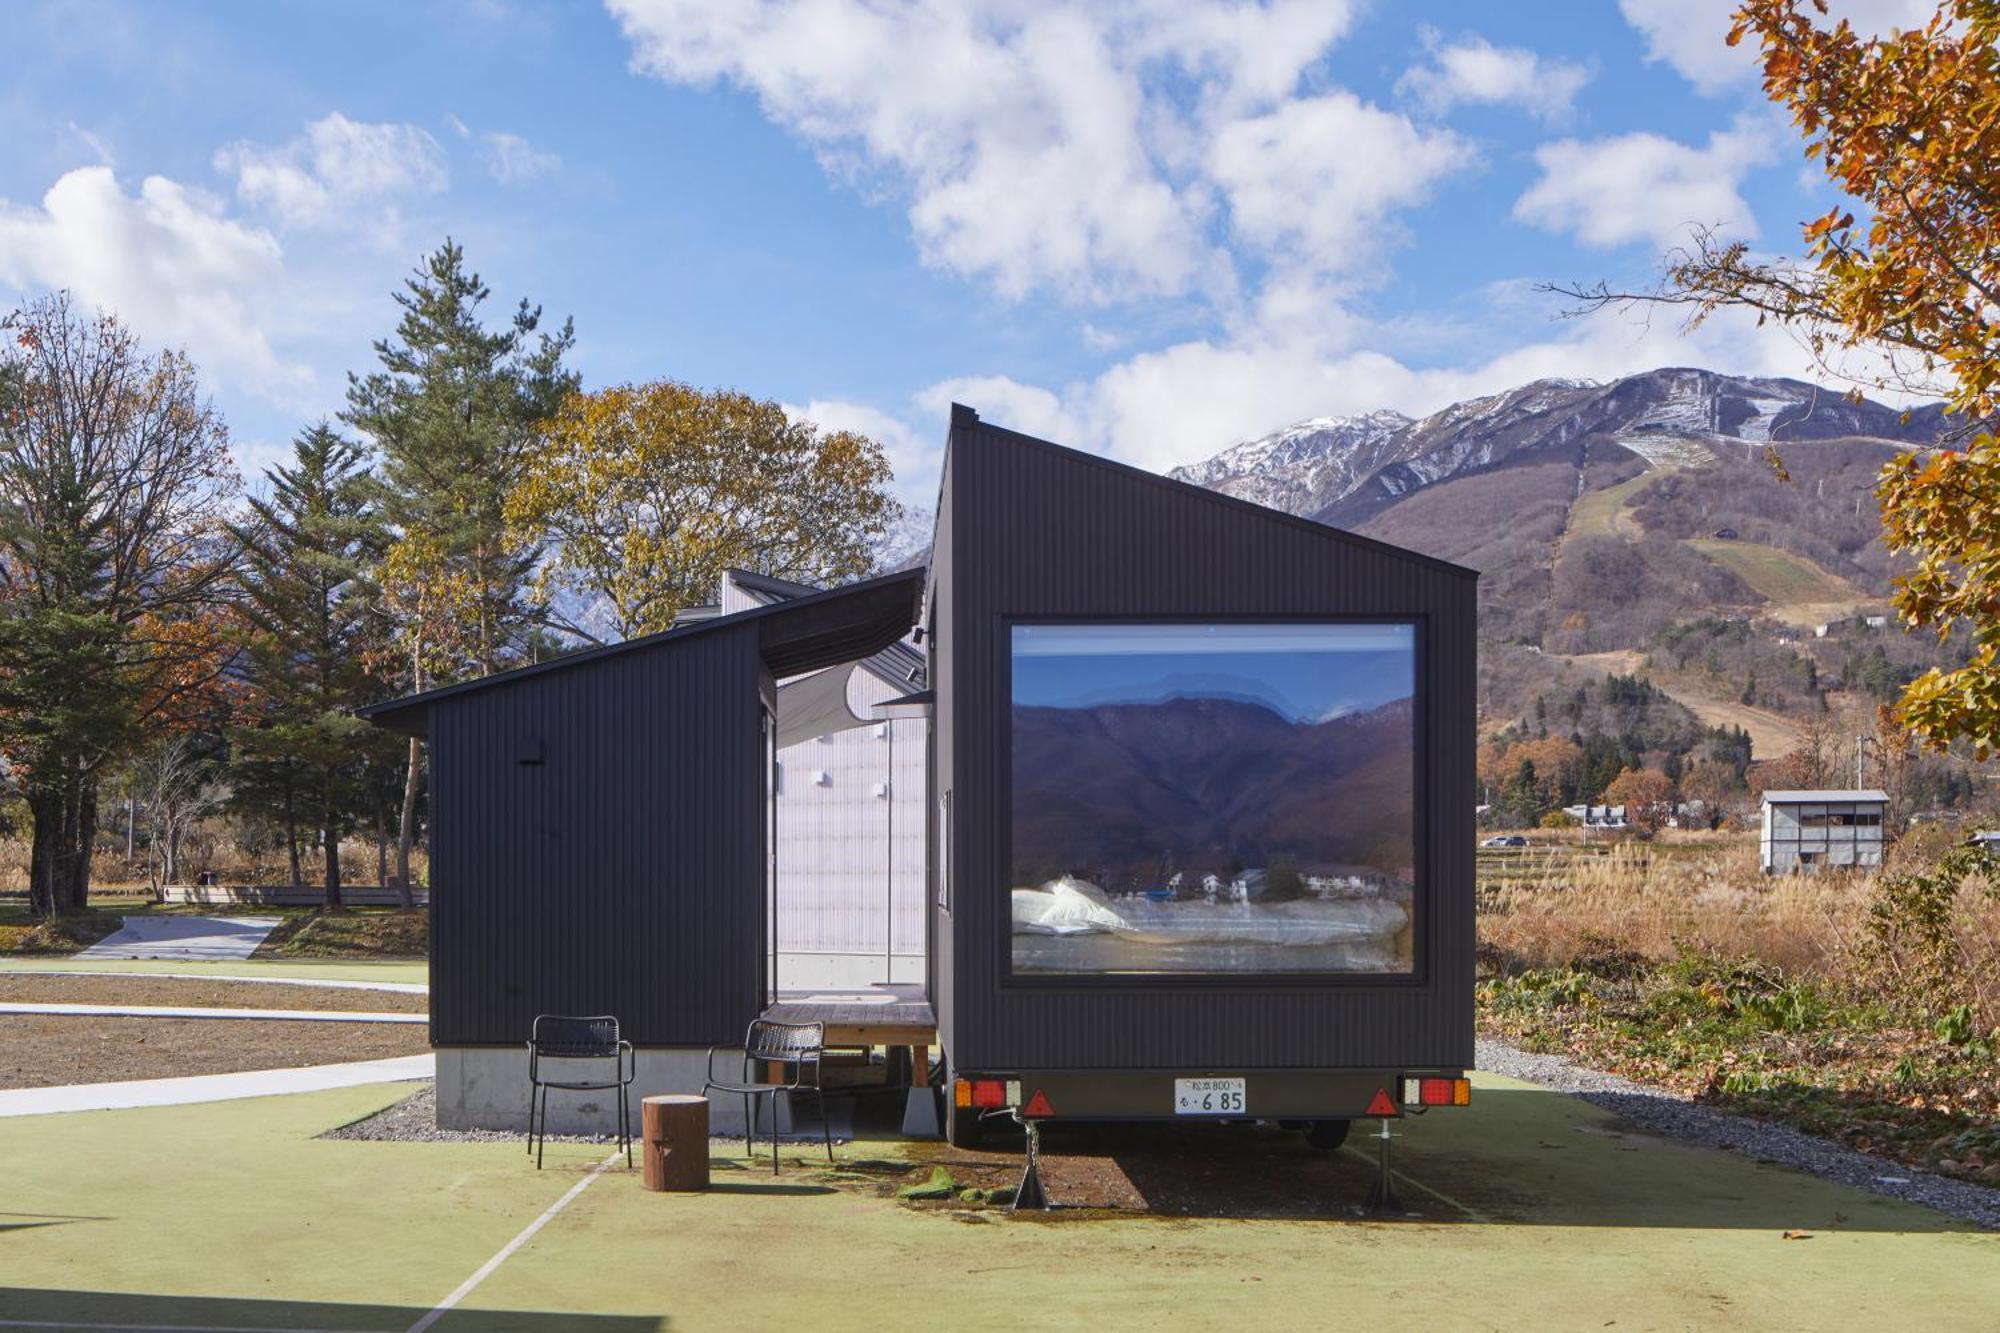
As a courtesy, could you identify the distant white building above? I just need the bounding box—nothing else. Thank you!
[1563,803,1628,830]
[1759,789,1888,873]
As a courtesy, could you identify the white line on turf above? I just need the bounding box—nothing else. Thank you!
[404,1149,625,1333]
[1340,1142,1490,1222]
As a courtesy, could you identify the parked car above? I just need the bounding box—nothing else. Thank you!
[1480,835,1528,848]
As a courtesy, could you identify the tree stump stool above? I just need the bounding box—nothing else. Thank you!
[641,1095,710,1192]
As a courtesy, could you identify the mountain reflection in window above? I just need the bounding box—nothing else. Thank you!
[1010,623,1416,976]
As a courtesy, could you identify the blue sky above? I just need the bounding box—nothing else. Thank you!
[0,0,1931,506]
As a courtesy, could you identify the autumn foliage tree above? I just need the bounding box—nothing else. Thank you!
[506,381,901,641]
[1570,1,2000,754]
[0,294,239,915]
[1603,767,1677,835]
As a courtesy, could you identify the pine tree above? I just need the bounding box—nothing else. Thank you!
[343,241,576,899]
[229,424,390,909]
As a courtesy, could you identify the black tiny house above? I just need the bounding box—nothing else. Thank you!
[361,404,1475,1142]
[928,406,1476,1143]
[361,571,925,1130]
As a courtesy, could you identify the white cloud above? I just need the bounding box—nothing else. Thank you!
[900,293,1896,483]
[1512,117,1777,251]
[215,113,447,236]
[1396,29,1591,123]
[786,396,941,507]
[0,165,305,395]
[1209,92,1472,280]
[481,131,561,185]
[1618,0,1939,95]
[913,374,1083,446]
[603,0,1455,306]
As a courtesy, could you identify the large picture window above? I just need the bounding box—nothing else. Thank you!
[1009,622,1417,976]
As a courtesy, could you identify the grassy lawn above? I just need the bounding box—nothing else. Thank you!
[255,907,427,959]
[0,903,122,955]
[1,1075,1993,1331]
[0,955,428,985]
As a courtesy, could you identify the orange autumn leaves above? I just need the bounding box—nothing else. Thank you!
[1727,1,2000,755]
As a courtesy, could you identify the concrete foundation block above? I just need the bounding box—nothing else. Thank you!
[900,1084,941,1137]
[435,1046,748,1136]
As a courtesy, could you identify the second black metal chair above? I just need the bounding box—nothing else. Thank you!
[702,1019,832,1173]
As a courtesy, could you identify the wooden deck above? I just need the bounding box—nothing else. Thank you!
[762,986,936,1086]
[762,985,934,1043]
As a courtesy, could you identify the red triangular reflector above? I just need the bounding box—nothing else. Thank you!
[1023,1088,1054,1118]
[1364,1087,1399,1117]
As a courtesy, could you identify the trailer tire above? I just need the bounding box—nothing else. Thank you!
[1304,1120,1352,1151]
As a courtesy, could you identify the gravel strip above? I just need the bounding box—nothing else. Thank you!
[1478,1036,2000,1230]
[324,1082,626,1144]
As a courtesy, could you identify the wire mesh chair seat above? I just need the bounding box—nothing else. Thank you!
[703,1019,833,1174]
[526,1014,634,1170]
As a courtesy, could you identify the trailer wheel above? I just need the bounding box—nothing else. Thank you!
[1304,1120,1352,1151]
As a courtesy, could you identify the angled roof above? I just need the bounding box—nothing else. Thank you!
[357,566,925,737]
[946,403,1480,581]
[1762,789,1890,803]
[724,568,927,691]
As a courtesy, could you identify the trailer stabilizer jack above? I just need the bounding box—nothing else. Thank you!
[1363,1117,1405,1216]
[1012,1116,1050,1211]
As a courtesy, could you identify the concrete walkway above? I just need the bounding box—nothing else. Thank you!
[0,967,427,994]
[76,914,282,961]
[0,1001,425,1023]
[0,1053,433,1117]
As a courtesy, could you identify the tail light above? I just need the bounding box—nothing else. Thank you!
[1401,1076,1472,1107]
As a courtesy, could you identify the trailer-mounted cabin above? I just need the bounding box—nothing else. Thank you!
[361,404,1477,1148]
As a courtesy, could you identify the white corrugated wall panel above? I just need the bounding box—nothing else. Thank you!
[772,665,926,982]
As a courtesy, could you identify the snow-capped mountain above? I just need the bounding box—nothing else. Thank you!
[872,503,934,573]
[1170,367,1944,525]
[1165,409,1411,515]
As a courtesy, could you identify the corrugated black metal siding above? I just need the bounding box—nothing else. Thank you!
[429,623,765,1046]
[938,410,1478,1072]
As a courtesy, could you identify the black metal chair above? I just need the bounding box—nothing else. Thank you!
[526,1014,634,1170]
[703,1019,832,1174]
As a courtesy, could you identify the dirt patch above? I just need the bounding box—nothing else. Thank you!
[0,975,426,1013]
[255,909,426,959]
[877,1122,1405,1219]
[0,1014,430,1089]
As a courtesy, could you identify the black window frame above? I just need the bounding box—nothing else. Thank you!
[995,612,1430,991]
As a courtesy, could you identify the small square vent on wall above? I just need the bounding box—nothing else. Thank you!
[516,739,545,766]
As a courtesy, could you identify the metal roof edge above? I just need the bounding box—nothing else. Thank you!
[356,565,926,732]
[950,406,1481,582]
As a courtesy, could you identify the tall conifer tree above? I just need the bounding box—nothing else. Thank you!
[230,424,389,908]
[343,241,575,898]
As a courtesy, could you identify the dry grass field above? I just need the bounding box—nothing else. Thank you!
[1477,831,2000,1181]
